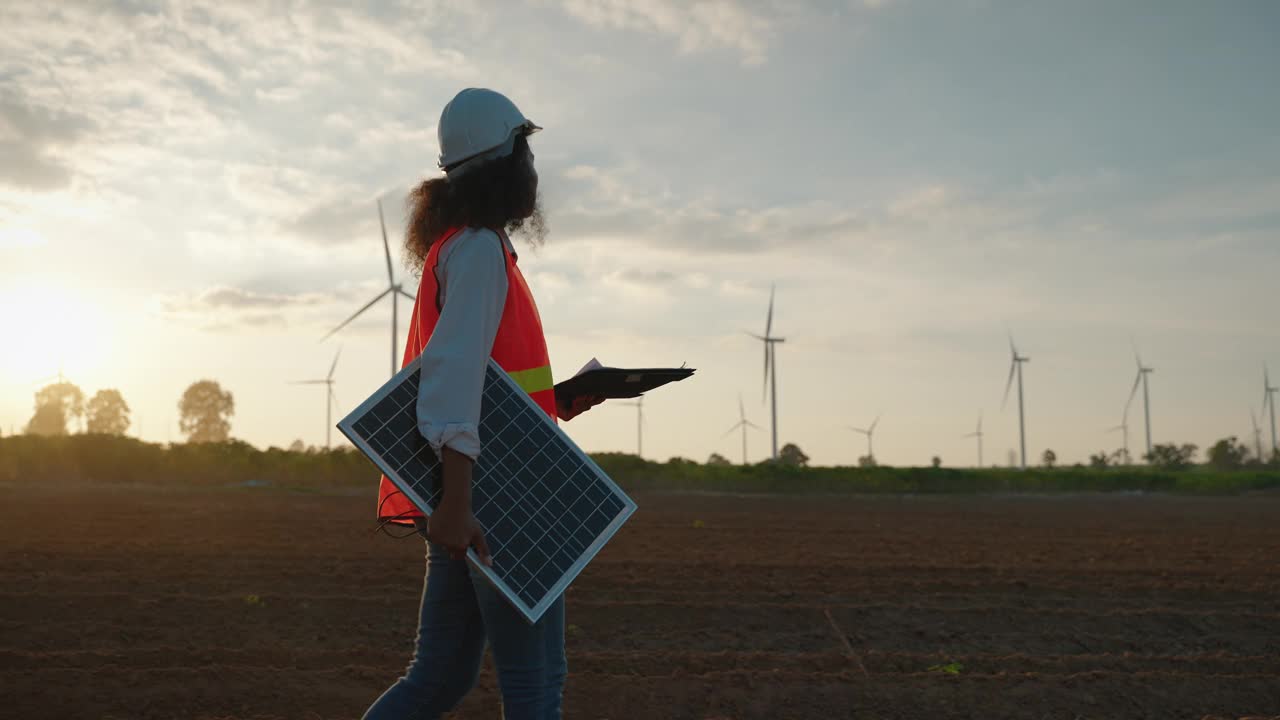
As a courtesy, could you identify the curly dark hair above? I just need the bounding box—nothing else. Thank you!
[403,133,546,270]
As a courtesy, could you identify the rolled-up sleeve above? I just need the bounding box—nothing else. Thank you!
[415,228,509,459]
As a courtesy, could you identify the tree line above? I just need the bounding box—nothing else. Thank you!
[16,380,235,444]
[14,379,1278,473]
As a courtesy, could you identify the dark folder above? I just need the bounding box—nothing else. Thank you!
[553,367,695,401]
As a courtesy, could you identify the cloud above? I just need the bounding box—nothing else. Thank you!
[155,285,338,331]
[0,93,95,190]
[557,0,773,65]
[283,197,384,248]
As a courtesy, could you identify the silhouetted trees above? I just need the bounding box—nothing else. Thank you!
[26,382,85,436]
[1206,436,1250,470]
[1042,449,1057,469]
[86,389,131,435]
[778,443,809,467]
[706,452,731,466]
[179,380,234,443]
[857,455,876,468]
[1146,443,1198,471]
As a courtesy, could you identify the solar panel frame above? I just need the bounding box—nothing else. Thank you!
[336,356,637,624]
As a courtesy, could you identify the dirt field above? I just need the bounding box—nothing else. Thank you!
[1,484,1277,720]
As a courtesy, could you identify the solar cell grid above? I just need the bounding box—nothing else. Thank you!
[338,358,637,623]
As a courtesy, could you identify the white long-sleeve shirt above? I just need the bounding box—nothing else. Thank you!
[415,227,513,459]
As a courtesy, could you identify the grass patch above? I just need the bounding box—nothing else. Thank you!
[2,436,1278,495]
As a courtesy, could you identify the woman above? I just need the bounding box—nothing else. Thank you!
[364,88,601,720]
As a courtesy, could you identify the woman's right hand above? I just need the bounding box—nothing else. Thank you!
[427,497,492,566]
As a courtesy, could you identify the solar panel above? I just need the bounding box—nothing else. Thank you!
[337,357,637,623]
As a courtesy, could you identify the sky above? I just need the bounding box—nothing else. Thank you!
[1,0,1278,468]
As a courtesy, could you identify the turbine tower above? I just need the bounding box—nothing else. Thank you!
[848,413,882,462]
[619,396,644,458]
[1126,346,1155,460]
[322,200,417,377]
[721,395,760,464]
[1107,422,1130,465]
[746,285,785,461]
[1250,408,1264,464]
[1263,365,1278,461]
[291,347,341,449]
[1002,335,1030,470]
[963,414,984,468]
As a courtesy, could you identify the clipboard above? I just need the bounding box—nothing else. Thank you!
[553,366,695,402]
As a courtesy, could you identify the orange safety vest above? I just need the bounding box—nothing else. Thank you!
[376,227,556,525]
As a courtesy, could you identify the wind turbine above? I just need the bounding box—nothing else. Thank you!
[619,396,644,458]
[1107,422,1130,465]
[963,414,984,468]
[291,346,342,449]
[1263,365,1279,461]
[746,285,785,460]
[1002,335,1030,470]
[721,395,761,465]
[848,414,882,461]
[1125,346,1155,460]
[1250,408,1264,464]
[321,200,417,377]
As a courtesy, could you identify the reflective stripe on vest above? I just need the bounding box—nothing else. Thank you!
[507,364,554,395]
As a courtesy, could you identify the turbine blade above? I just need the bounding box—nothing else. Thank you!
[397,288,417,302]
[291,380,328,385]
[738,394,745,422]
[870,413,882,433]
[744,421,761,430]
[1002,360,1016,409]
[378,199,394,285]
[1125,370,1142,416]
[1008,332,1017,358]
[765,284,775,339]
[762,342,770,402]
[321,288,392,341]
[1263,374,1270,413]
[328,346,343,379]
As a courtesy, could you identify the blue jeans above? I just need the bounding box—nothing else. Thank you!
[363,541,567,720]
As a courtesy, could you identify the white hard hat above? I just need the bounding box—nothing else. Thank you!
[437,88,540,174]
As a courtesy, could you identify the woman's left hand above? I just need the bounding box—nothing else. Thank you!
[557,393,605,421]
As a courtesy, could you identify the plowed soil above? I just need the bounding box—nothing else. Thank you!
[1,484,1278,719]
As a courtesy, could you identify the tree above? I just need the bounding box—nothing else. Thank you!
[288,439,306,453]
[1042,449,1057,469]
[931,456,942,469]
[1145,443,1198,471]
[857,455,877,468]
[1089,451,1110,469]
[178,380,234,443]
[85,389,131,435]
[706,452,731,466]
[778,443,809,467]
[1109,448,1131,466]
[26,382,85,436]
[1206,436,1249,470]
